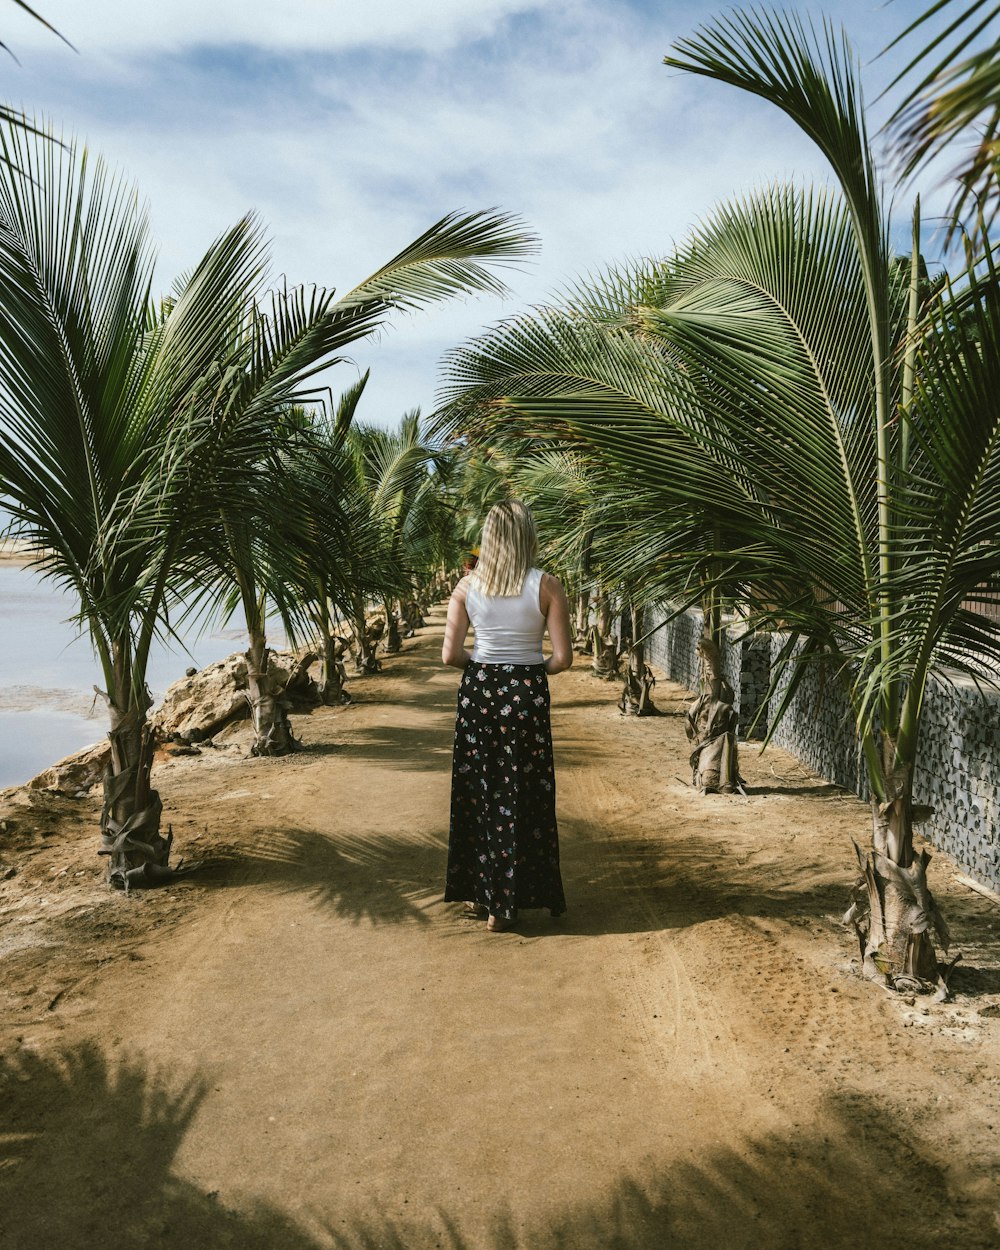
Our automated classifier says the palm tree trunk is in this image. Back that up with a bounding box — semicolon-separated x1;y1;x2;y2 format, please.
684;631;741;793
97;642;172;889
847;724;950;992
319;632;350;704
222;519;297;755
245;628;298;756
619;602;660;715
591;592;618;678
402;596;424;635
350;594;380;674
382;596;402;654
575;586;592;653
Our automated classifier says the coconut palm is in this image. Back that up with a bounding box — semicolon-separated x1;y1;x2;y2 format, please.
266;383;377;707
277;394;448;694
885;0;1000;246
507;446;654;703
438;11;1000;991
331;414;442;668
359;412;451;654
0;116;535;882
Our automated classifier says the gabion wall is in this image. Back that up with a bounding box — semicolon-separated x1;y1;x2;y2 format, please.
914;677;1000;890
645;606;1000;893
645;606;701;695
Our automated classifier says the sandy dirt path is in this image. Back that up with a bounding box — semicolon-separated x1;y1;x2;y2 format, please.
2;606;1000;1249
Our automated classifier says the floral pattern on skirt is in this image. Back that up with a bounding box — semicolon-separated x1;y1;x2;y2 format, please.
445;662;566;921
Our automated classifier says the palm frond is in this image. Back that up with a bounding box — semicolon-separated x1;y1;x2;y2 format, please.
883;0;1000;243
339;209;538;317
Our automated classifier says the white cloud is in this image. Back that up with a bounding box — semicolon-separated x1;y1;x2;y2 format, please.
6;0;556;55
1;0;953;423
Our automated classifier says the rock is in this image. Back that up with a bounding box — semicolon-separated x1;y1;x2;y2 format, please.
185;666;198;677
152;652;250;741
365;613;386;643
28;740;109;795
152;648;317;740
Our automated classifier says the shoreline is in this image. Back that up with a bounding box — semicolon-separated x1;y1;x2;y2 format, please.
0;539;36;566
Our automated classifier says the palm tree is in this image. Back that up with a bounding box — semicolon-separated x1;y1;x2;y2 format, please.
353;412;451;655
269;383;375;707
0;117;536;883
662;8;1000;984
280;399;446;693
884;0;1000;246
439;11;1000;992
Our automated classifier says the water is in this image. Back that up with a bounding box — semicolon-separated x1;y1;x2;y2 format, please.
0;564;260;788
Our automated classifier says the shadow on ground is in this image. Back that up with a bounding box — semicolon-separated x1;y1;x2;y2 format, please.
198;827;443;927
188;817;846;939
337;722;594;774
334;724;454;771
2;1042;996;1250
548;822;851;938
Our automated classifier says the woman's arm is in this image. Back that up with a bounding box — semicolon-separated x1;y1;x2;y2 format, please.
442;579;473;669
541;574;573;675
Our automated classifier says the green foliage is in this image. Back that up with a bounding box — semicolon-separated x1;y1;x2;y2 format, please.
439;9;1000;820
885;0;1000;246
0;116;535;721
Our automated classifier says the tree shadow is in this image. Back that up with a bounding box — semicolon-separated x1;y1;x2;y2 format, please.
950;962;1000;995
197;827;443;927
337;723;593;774
334;724;454;771
189;813;849;940
1;1048;992;1249
741;782;847;798
546;824;851;939
0;1043;322;1250
513;1088;997;1249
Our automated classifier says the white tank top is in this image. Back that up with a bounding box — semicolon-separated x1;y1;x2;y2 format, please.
467;567;545;664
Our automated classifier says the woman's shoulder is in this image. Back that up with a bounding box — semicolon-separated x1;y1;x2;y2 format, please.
453;574;473;602
537;569;566;611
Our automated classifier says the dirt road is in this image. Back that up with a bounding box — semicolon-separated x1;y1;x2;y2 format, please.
2;607;999;1248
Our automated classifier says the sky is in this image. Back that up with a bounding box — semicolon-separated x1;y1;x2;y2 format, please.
2;0;948;425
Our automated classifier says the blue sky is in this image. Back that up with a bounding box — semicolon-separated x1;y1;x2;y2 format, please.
3;0;943;424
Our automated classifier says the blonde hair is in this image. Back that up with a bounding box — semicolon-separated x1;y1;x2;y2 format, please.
469;500;539;597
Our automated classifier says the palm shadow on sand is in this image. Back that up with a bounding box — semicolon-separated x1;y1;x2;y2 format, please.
198;826;444;927
1;1043;995;1250
191;816;846;940
331;723;455;772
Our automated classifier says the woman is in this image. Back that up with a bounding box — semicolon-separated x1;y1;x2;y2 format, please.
442;500;573;932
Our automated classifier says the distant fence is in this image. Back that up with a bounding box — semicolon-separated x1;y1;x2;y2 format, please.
638;605;1000;894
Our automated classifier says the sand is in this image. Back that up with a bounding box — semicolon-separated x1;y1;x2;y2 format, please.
1;605;999;1249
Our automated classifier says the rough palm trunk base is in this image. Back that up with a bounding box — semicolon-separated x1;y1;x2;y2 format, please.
246;643;298;756
319;634;351;704
619;651;662;716
590;630;619;678
351;608;384;675
98;708;177;890
574;589;592;654
685;636;742;793
402;599;424;636
383;612;402;654
845;801;953;996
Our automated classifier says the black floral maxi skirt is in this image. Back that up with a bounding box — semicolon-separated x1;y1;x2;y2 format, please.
445;662;566;921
